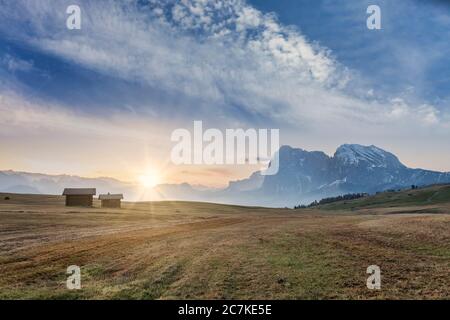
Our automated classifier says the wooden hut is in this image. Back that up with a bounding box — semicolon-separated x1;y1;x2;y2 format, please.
63;188;96;207
98;193;123;208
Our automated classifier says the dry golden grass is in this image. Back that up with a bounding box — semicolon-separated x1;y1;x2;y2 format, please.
0;191;449;299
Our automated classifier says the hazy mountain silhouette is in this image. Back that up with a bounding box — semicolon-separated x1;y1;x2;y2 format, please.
217;144;450;207
2;144;450;207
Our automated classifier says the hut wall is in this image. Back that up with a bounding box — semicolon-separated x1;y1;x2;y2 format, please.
101;199;121;208
65;195;93;207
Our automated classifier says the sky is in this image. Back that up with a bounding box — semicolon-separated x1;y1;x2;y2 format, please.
0;0;449;187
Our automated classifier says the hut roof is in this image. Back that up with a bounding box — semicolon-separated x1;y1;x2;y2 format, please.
98;194;124;200
63;188;96;196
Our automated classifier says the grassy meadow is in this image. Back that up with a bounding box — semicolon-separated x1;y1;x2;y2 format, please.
0;186;449;299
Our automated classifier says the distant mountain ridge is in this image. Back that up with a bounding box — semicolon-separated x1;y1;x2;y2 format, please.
0;170;211;202
0;170;136;198
222;144;450;207
2;144;450;207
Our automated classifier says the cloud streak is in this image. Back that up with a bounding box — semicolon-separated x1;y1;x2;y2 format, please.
0;0;348;122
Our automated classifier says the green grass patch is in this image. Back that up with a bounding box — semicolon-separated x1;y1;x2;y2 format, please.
317;185;450;211
109;262;184;299
252;232;350;299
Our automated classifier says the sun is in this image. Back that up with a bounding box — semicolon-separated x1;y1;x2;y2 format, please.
138;171;160;188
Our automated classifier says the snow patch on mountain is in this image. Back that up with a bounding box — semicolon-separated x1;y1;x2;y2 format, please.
334;144;402;168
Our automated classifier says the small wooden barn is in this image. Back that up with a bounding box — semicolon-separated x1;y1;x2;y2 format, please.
63;188;96;207
98;193;123;208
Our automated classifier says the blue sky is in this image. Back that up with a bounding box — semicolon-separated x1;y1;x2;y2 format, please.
1;0;450;184
2;0;449;119
250;0;450;104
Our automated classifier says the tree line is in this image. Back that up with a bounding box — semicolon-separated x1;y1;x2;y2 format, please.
294;193;368;209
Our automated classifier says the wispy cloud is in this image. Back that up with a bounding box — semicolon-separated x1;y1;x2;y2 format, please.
0;0;348;123
1;54;34;73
